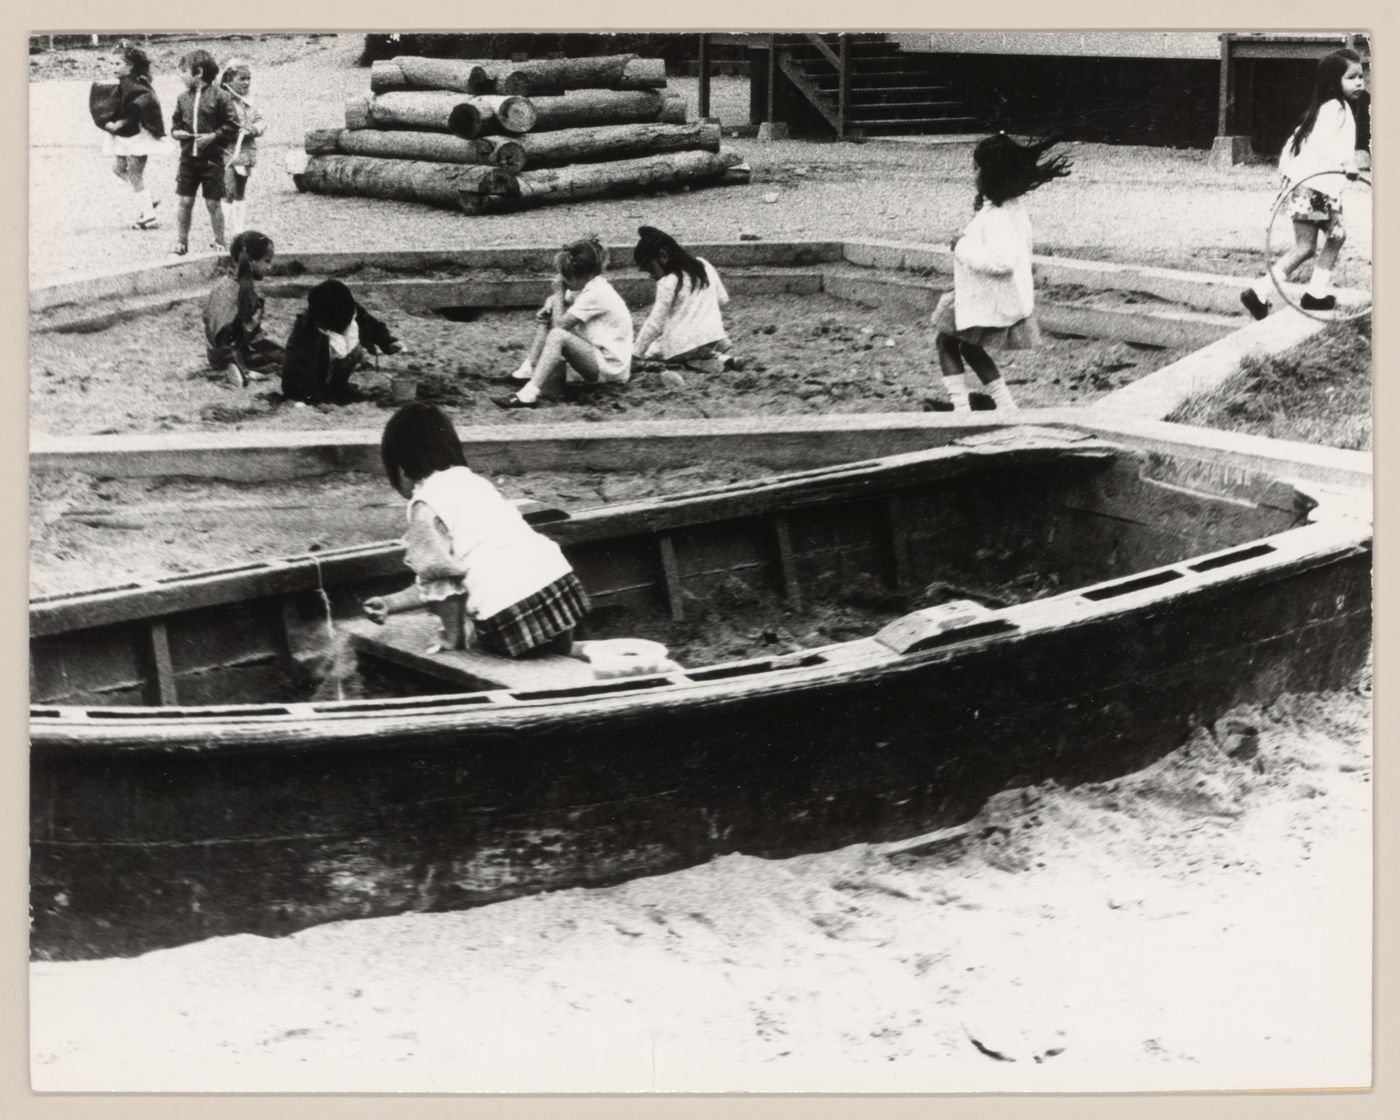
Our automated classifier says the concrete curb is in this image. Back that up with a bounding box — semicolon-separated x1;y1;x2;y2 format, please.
1089;307;1329;421
31;413;1010;482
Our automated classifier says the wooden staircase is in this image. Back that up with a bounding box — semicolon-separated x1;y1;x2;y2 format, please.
776;33;981;139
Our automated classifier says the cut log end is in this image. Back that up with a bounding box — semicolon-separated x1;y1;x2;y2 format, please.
447;103;484;140
495;96;539;135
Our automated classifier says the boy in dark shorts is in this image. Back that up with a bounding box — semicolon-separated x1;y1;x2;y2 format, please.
168;50;238;256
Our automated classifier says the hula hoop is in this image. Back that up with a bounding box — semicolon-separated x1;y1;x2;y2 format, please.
1265;170;1372;322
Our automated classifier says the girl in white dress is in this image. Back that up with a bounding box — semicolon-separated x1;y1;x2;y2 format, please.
930;132;1071;411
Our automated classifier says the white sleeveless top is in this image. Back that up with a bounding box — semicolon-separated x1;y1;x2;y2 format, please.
410;466;571;620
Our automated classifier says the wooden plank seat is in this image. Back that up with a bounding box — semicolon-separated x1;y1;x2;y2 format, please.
343;611;597;693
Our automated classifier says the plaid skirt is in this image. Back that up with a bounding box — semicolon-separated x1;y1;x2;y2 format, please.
930;292;1041;351
475;572;590;659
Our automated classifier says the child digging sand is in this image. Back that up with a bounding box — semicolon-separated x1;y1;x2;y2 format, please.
362;403;590;657
495;237;633;409
168;49;239;256
930;132;1071;412
281;280;405;406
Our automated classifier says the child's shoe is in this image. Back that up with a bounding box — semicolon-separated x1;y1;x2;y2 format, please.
498;361;534;385
169;241;189;256
1239;289;1270;320
1300;292;1337;312
968;392;997;411
494;394;538;410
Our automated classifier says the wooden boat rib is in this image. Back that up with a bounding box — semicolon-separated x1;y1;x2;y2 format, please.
29;427;1372;961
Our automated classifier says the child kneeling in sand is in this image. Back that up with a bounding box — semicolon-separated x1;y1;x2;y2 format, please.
362;403;590;658
203;231;284;388
495;236;633;409
631;225;736;382
281;279;405;405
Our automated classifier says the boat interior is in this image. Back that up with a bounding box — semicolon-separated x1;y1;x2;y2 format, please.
29;432;1319;713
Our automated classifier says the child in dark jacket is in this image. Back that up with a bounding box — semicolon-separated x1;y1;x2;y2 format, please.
203;231;285;388
281;280;406;405
169;49;239;256
92;40;166;230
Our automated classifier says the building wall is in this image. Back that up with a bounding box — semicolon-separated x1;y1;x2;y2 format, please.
893;32;1223;59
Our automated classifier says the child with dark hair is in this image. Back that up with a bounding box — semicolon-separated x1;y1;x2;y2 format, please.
91;40;165;230
1240;49;1366;318
929;132;1071;412
203;231;284;388
169;49;240;256
495;236;633;409
281;280;406;405
631;225;735;380
362;403;590;657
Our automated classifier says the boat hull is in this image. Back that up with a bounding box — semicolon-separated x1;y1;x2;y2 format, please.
31;544;1370;960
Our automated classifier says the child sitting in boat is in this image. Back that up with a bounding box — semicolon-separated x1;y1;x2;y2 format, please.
631;225;735;382
495;236;633;409
202;230;284;388
281;279;405;405
362;403;590;658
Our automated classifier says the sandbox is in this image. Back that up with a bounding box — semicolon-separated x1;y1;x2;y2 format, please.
30;237;1365;600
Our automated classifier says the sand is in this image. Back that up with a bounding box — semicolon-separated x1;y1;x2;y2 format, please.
28;683;1372;1093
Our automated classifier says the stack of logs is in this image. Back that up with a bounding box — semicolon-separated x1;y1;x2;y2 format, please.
291;54;751;215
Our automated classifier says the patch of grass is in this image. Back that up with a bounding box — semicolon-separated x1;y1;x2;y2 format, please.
1166;315;1371;450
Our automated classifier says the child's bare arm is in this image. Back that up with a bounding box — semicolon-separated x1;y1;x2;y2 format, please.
362;585;424;624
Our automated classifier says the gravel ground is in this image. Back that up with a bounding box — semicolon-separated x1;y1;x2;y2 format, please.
30;34;1288;289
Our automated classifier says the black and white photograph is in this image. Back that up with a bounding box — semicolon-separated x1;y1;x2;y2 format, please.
26;24;1375;1095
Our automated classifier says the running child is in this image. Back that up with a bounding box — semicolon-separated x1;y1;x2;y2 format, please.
495;236;633;409
281;279;406;405
1240;49;1366;318
203;230;285;388
218;58;266;239
631;225;735;381
930;132;1071;412
92;40;165;230
362;403;590;658
168;49;239;256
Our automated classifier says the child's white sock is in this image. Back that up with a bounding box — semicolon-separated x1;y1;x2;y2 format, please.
1306;267;1333;298
1249;276;1273;301
509;360;534;382
985;378;1018;411
514;381;541;404
943;373;971;409
221;200;238;237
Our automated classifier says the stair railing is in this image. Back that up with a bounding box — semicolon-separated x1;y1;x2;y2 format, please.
796;33;852;138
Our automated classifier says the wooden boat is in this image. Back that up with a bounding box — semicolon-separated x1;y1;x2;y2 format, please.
29;426;1372;961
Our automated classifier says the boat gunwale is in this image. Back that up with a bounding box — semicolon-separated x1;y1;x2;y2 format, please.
29;515;1370;746
27;437;1124;640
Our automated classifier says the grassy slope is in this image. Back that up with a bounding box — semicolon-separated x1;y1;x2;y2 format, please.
1166;315;1372;451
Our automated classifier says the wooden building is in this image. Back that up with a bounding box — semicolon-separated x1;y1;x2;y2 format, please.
698;32;1369;161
